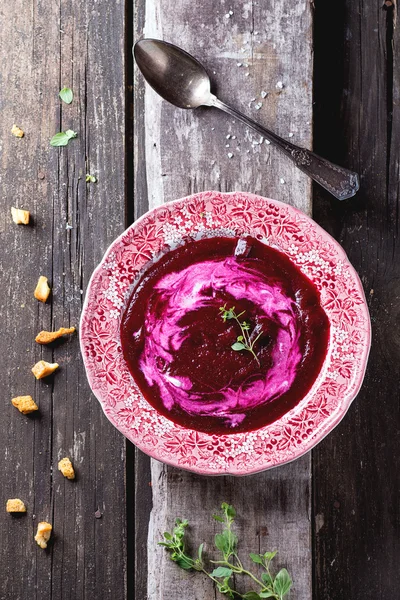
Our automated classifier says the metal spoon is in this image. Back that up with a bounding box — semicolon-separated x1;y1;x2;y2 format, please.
134;39;359;201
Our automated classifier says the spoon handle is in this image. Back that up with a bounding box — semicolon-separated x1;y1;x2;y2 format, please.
211;97;359;201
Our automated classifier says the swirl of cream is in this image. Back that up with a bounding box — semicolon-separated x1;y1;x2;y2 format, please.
139;256;302;428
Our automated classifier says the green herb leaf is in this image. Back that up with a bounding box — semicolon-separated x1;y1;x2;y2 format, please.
59;87;74;104
220;528;236;551
261;572;274;587
243;592;262;600
211;567;233;578
273;568;292;598
220;306;261;365
264;551;278;562
50;130;77;147
193;560;203;572
259;592;277;598
229;530;238;549
163;532;172;540
221;503;236;519
214;533;228;553
198;543;204;561
86;174;97;183
232;342;246;351
249;552;264;565
175;555;194;570
212;514;225;523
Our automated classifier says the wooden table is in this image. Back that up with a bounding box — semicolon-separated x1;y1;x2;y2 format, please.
0;1;398;599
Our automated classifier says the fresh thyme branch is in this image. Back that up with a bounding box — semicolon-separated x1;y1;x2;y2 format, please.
159;502;292;599
219;305;262;366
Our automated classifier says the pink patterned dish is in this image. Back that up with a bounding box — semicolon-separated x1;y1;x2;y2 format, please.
80;191;371;475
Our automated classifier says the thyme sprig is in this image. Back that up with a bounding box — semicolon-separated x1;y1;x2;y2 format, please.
159;503;292;599
219;305;262;366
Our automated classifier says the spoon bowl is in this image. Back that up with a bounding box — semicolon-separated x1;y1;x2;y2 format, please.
134;39;212;109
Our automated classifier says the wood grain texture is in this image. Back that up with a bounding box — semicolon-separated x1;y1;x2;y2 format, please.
0;1;127;599
133;1;314;598
313;0;400;598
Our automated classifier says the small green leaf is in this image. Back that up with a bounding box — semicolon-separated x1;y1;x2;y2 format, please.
198;543;204;561
50;130;77;147
65;129;77;139
59;87;74;104
175;555;194;570
264;551;278;562
212;514;225;523
273;568;292;598
243;592;261;600
193;560;203;571
223;504;236;519
259;592;277;598
59;87;73;104
262;572;274;587
232;342;246;351
211;567;232;578
237;335;244;342
50;132;69;147
86;174;97;183
215;533;228;553
249;552;264;565
227;530;238;552
163;532;172;540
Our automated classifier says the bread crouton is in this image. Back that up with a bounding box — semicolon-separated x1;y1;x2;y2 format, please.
34;522;52;549
6;499;27;513
35;327;75;345
58;457;75;480
11;207;30;225
11;395;38;414
34;276;51;303
11;124;24;138
32;360;59;379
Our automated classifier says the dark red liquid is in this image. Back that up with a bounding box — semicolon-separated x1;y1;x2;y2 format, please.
120;236;330;434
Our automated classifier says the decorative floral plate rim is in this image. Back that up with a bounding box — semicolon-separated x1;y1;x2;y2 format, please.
80;191;371;476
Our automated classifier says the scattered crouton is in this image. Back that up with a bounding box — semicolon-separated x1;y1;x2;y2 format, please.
32;360;59;379
11;124;24;138
35;327;76;345
58;457;75;480
11;395;38;414
34;276;51;302
11;207;30;225
34;522;52;549
6;499;27;513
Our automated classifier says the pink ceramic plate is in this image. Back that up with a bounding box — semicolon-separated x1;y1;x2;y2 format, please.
80;191;371;475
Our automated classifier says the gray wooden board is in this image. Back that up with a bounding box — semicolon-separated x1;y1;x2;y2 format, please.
133;1;314;598
0;0;127;598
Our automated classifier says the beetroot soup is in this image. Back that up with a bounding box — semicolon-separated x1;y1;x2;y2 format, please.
120;236;330;434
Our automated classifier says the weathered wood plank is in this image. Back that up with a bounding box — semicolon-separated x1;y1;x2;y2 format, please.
313;0;400;598
0;1;127;598
134;1;314;598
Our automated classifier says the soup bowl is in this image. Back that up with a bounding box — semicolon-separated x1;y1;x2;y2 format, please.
80;191;371;475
